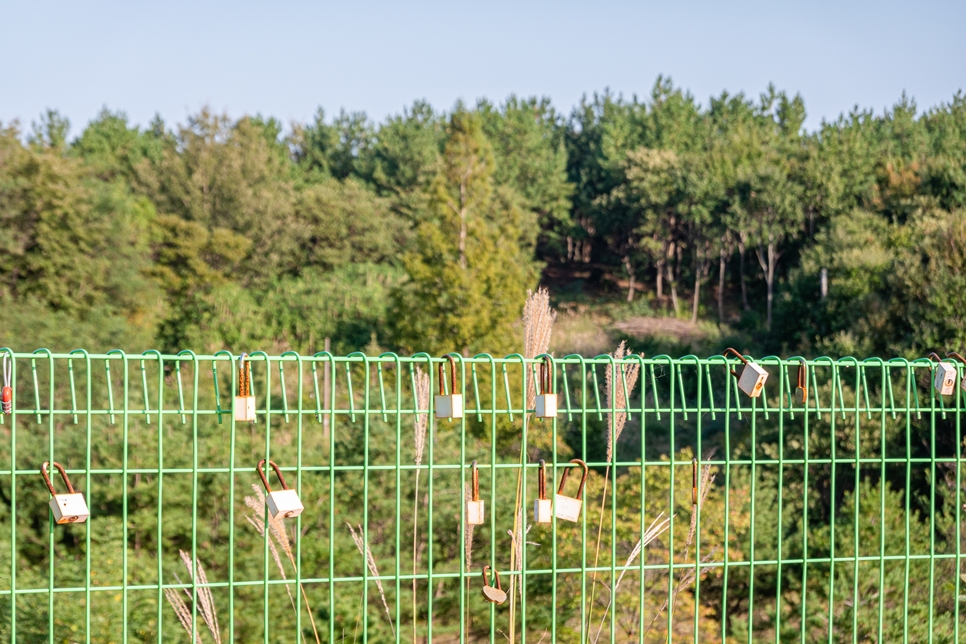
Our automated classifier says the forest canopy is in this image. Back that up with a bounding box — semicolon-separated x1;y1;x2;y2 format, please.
2;79;965;358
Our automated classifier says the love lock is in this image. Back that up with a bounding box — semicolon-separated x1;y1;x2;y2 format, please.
533;459;552;523
466;460;484;526
724;348;767;398
435;355;463;419
535;356;557;418
928;352;956;396
1;353;11;414
794;358;808;405
480;565;507;604
947;352;966;392
555;458;588;522
256;459;304;519
234;353;256;422
41;461;89;524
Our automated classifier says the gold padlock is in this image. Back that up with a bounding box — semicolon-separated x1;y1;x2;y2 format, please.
724;348;767;398
41;461;89;525
535;356;557;418
480;565;507;604
257;459;304;519
947;352;966;392
466;460;484;526
928;352;956;396
234;353;256;422
554;458;588;522
533;459;552;523
435;355;463;419
794;358;808;405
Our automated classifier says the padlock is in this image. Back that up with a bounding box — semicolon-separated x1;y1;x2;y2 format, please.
434;355;463;419
533;459;552;523
480;565;507;604
724;348;767;398
41;461;89;524
928;352;956;396
535;356;557;418
234;353;256;422
947;352;966;391
1;353;11;414
256;459;304;519
554;458;588;522
794;358;808;405
466;460;484;525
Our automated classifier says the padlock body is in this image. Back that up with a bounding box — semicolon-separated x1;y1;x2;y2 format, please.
794;386;806;405
267;489;304;519
435;394;463;419
737;363;768;398
481;586;507;604
935;363;956;396
535;394;557;418
554;494;583;522
234;395;256;422
466;500;484;525
534;498;553;523
49;493;89;524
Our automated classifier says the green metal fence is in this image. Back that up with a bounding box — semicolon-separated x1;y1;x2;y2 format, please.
0;349;963;642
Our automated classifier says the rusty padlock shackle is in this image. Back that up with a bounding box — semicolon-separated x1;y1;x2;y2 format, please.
722;348;749;379
927;352;953;366
537;459;547;501
481;565;502;591
256;459;291;493
946;351;966;365
470;460;480;502
539;356;555;395
691;457;698;506
238;353;252;397
437;355;458;397
557;458;589;500
41;461;76;497
794;357;808;403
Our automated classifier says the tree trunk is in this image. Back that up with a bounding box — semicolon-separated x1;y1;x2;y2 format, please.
691;267;701;323
718;246;726;326
656;260;664;300
623;256;635;302
755;236;779;330
458;180;467;269
737;235;749;311
667;262;679;315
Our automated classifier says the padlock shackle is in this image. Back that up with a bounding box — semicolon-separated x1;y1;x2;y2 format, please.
539;355;554;395
437;355;457;396
793;357;808;404
2;352;10;388
537;459;547;500
256;459;291;493
946;351;966;365
556;458;588;500
481;565;501;591
723;348;749;379
691;457;698;506
928;352;952;367
41;461;75;496
470;460;480;502
238;353;252;397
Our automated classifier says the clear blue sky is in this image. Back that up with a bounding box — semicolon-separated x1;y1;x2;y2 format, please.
2;0;964;134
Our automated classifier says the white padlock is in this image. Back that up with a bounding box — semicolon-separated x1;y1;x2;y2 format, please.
480;566;507;604
533;459;552;523
929;352;957;396
725;348;768;398
554;458;588;523
41;461;89;525
435;355;463;419
535;356;557;418
257;459;304;519
466;461;484;525
234;353;256;422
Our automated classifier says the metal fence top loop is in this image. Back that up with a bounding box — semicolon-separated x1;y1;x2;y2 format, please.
438;355;457;395
557;458;588;500
256;459;289;493
41;461;75;496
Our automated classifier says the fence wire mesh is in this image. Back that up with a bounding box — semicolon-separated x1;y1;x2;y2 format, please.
0;349;963;643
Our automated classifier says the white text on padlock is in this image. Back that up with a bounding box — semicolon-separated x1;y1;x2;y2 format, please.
435;394;463;419
466;500;484;525
49;493;89;524
234;395;256;422
534;498;552;523
535;393;557;418
554;494;583;522
267;489;304;519
737;362;768;398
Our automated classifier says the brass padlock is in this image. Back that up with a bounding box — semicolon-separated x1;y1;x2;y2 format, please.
929;352;956;396
480;565;507;604
41;461;89;524
724;348;767;398
1;353;11;414
533;459;552;523
794;358;808;405
435;355;463;419
947;352;966;391
535;356;557;418
256;459;304;519
234;353;256;422
466;460;484;525
554;458;588;522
